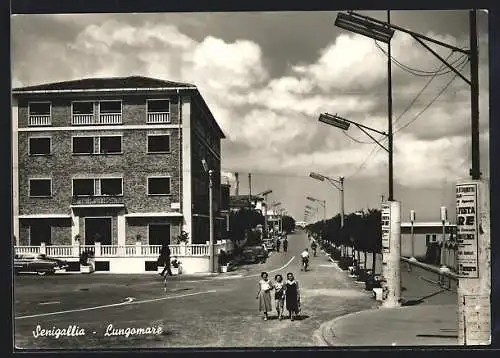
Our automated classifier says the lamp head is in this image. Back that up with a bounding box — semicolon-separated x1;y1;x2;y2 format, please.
309;172;325;182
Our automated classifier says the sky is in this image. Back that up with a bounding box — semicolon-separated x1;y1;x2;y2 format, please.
11;10;490;223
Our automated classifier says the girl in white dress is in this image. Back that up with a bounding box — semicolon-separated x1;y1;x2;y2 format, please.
256;271;273;320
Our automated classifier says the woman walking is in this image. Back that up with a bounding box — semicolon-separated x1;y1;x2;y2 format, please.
273;274;286;320
285;272;300;321
256;272;273;320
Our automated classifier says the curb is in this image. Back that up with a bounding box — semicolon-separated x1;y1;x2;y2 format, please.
314;305;381;346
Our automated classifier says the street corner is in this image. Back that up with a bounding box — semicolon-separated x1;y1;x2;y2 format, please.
315;304;459;346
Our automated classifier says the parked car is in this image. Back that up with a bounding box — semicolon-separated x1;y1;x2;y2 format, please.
241;245;268;263
14;253;69;275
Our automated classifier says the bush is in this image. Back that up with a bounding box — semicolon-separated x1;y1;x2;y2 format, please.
79;250;95;265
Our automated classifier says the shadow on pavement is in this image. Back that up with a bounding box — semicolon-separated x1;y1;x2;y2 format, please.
402;288;449;307
294;315;310;321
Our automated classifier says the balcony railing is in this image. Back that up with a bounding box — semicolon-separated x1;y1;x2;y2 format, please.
29;115;51;126
147;112;170;124
71;196;125;206
72;113;122;125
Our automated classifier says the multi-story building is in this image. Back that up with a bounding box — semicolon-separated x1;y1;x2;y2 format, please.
12;76;226;251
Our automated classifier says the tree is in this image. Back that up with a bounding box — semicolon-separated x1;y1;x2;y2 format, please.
229;207;265;242
282;215;296;233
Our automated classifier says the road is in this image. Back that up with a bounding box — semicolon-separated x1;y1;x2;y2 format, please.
14;231;375;349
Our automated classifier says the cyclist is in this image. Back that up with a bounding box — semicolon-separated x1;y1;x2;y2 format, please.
300;248;310;271
311;240;317;257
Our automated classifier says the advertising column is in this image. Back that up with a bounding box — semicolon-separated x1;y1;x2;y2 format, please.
456;180;490;345
381;201;401;308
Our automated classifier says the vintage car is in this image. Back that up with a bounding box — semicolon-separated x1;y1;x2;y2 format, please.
14;253;69;275
241;245;268;263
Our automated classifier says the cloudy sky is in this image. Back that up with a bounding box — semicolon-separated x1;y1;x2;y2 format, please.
11;10;490;223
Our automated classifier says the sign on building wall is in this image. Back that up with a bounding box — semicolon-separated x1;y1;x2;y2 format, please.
381;203;391;253
456;183;479;278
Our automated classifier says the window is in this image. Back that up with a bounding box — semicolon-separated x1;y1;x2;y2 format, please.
99;136;122;154
147;99;170;113
29;179;52;197
73;137;94;154
72;101;94;115
28;103;51;126
29;137;51;155
148;177;171;195
147;134;170;153
29;103;51;116
73;178;123;196
73;179;94;196
99;101;121;114
100;178;123;196
73;136;122;154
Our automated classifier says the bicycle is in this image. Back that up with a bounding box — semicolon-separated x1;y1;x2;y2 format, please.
301;258;309;272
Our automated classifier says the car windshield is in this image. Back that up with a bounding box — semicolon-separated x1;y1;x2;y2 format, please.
37;254;47;259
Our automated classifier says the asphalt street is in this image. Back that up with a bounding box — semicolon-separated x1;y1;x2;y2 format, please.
14;231;376;349
14;231;457;349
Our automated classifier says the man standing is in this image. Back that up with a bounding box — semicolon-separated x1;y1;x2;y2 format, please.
276;237;281;252
283;237;288;253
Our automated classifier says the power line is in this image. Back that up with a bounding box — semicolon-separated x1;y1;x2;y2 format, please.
394;59;469;133
374;40;468;77
347;59;468;179
342;46;462;147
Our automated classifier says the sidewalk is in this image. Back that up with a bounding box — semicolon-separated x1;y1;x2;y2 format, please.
310;237;459;346
316;304;458;346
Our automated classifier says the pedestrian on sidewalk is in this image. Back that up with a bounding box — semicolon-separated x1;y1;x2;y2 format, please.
285;272;300;321
256;271;273;321
276;238;281;252
158;243;172;277
311;240;317;257
283;237;288;253
273;274;286;320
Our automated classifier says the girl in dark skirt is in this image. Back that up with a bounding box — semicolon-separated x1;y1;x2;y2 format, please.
285;272;300;321
273;274;286;320
256;271;273;320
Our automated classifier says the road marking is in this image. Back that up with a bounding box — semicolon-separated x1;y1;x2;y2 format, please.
182;256;297;283
38;301;60;305
243;256;296;278
15;290;217;320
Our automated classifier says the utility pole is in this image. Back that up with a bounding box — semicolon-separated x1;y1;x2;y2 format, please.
340;176;345;228
248;173;252;204
208;170;215;273
235;172;239;196
387;10;394;202
457;10;490;346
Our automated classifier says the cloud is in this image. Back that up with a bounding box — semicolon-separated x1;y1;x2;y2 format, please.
11;12;489;206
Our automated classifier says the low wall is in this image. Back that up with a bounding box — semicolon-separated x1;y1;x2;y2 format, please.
107;256;210;274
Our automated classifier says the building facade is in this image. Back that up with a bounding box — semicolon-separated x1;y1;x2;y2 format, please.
12;76;226;248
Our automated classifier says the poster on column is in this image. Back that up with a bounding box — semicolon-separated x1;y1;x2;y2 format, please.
456;183;479;278
381;203;390;253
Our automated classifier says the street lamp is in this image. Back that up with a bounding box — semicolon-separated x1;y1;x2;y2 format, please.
309;171;345;228
257;190;272;238
201;159;215;273
333;11;486;332
335;10;395;201
318;113;391;198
